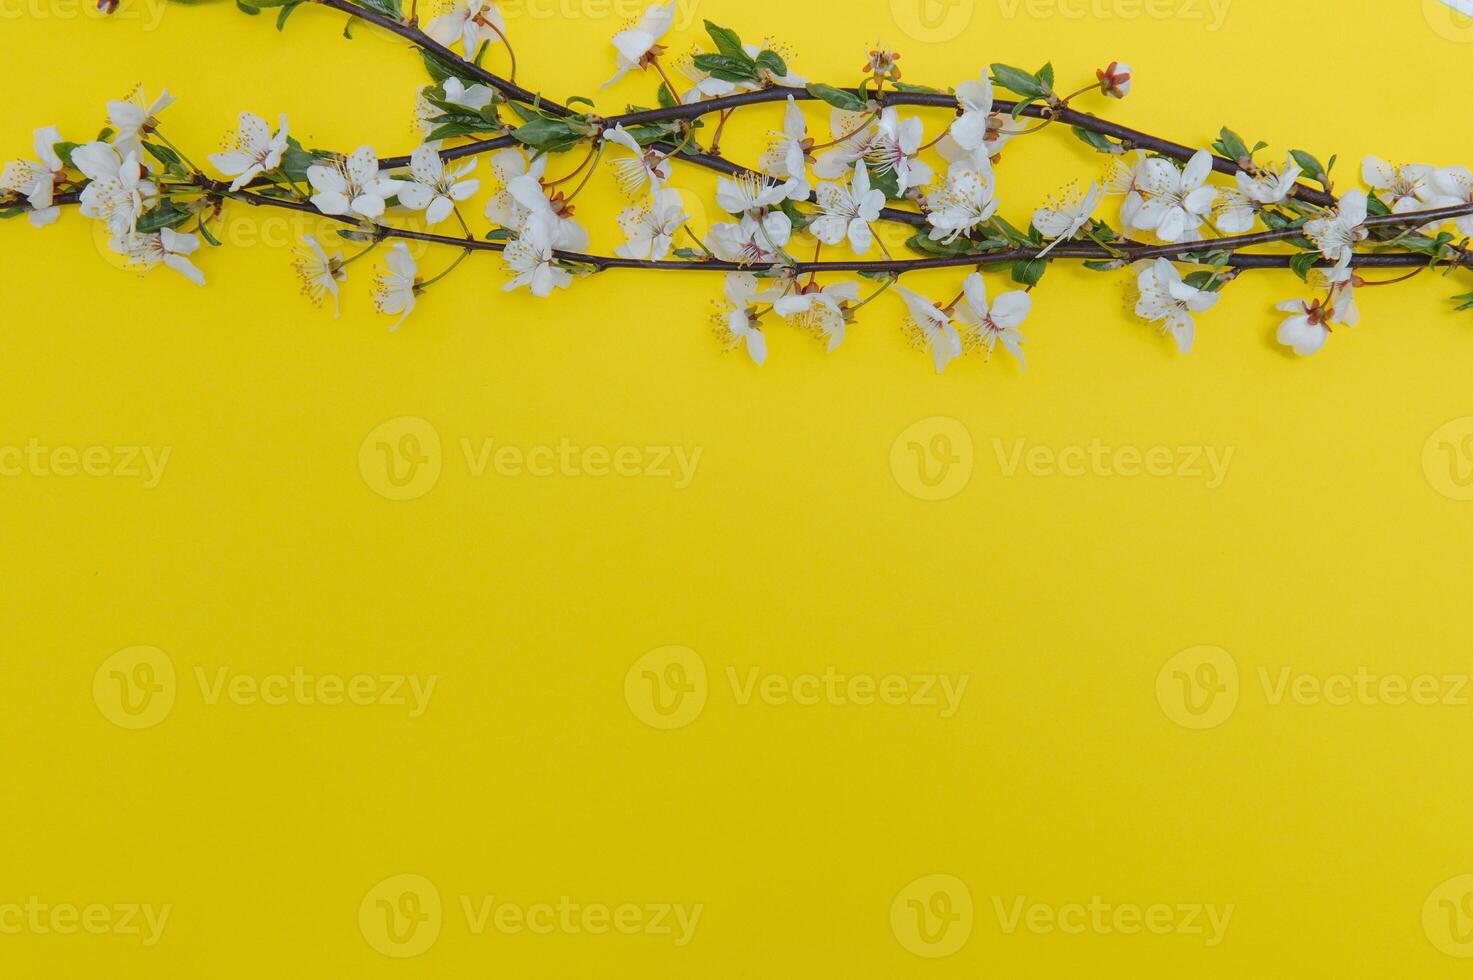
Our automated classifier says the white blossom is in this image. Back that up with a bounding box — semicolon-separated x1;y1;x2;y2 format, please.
108;87;173;161
1032;182;1102;255
1362;157;1436;214
813;108;878;179
1304;189;1369;261
73;142;156;235
811;161;886;255
1;125;65;227
707;213;791;265
866;106;931;196
895;286;962;373
759;96;812;201
1214;155;1303;234
308;147;403;221
954;273;1029;367
770;280;858;352
1429;166;1473;236
926;160;999;244
374;242;420;330
425;0;507;57
616;187;687;260
293;234;346;316
602;2;676;88
110;227;205;286
1133;149;1217;243
503;213;573;296
398;145;479;226
208;112;289;193
602;124;672;197
1133;258;1218;354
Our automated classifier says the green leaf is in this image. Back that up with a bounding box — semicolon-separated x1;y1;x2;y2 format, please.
868;165;901;201
755;50;787;78
1212;127;1250;163
1072;127;1116;153
1289;251;1320;282
280;138;317;182
275;1;300;27
355;0;401;16
691;53;758;83
511;117;584;153
703;20;745;58
1011;257;1048;287
236;1;260;13
657;83;677;108
0;206;25;220
53;141;80;168
136;200;194;233
672;247;703;260
1452;291;1473;312
197;219;223;247
421;49;476;86
905;233;983;258
806;83;866;112
990;63;1045;98
892;81;941;94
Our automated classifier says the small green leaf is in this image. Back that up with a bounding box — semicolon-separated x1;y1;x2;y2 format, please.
1011;257;1048;287
136;200;194;233
691;53;758;83
1072;127;1116;153
755;50;787;78
990;63;1045;98
805;83;866;112
1289;251;1320;282
511;117;583;153
703;20;745;59
275;1;300;28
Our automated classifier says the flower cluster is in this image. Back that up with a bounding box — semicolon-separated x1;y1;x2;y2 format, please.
4;0;1471;371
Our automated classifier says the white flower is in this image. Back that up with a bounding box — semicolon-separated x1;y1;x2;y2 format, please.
811;161;886;254
603;1;676;88
770;280;859;352
73;142;156;235
935;76;1004;169
108;87;174;161
1133;149;1217;243
715;272;769;365
398;145;479;226
1304;189;1369;261
602;124;672;197
208;112;289;193
1103;150;1155;236
953;273;1029;367
1276;255;1357;357
673;46;758;103
110;226;205;286
503;157;589;251
1362;157;1436;214
895;286;962;373
308;148;403;221
1429;166;1473;236
503;213;573;297
926;160;1000;244
1032;182;1101;255
759;96;812;201
293;234;346;317
813;109;881;180
866;107;931;196
716;171;795;218
1213;155;1303;234
1;125;65;227
425;0;506;56
707;213;791;265
374;242;420;331
1133;258;1219;354
616;187;687;260
485;148;537;229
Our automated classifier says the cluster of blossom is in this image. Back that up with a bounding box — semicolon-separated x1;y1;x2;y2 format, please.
3;0;1471;370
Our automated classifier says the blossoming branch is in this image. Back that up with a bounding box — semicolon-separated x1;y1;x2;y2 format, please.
4;0;1472;369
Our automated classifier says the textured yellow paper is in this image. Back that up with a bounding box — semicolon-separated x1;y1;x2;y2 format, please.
4;0;1473;975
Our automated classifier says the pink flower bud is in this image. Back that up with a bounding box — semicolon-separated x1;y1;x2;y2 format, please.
1097;62;1132;99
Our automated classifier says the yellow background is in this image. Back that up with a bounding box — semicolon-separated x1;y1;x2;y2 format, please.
5;0;1473;974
